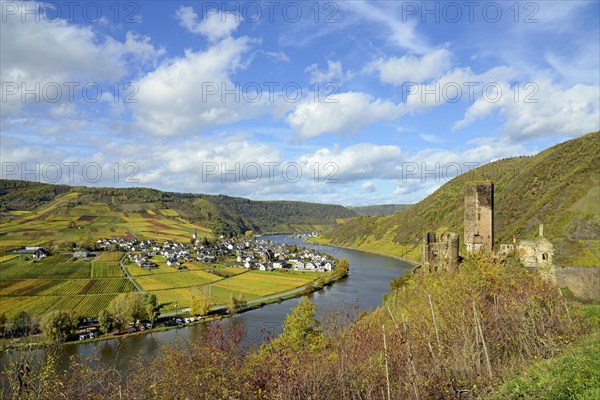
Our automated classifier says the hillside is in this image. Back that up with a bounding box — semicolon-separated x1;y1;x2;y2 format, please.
350;204;412;216
0;181;357;248
321;132;600;266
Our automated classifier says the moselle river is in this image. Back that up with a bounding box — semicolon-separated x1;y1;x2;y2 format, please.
3;235;412;373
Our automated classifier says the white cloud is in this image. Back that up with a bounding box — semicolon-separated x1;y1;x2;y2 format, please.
362;181;376;192
454;79;600;140
297;143;404;182
344;0;429;53
176;6;241;41
133;37;269;136
365;48;453;85
419;134;443;143
0;2;163;117
286;92;404;139
305;60;349;83
263;51;290;63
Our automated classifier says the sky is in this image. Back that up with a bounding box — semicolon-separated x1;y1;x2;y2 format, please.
1;0;599;206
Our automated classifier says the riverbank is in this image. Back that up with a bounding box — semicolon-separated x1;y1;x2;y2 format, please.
1;266;347;352
306;236;420;266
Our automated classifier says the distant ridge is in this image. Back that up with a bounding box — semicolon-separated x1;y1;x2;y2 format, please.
321;132;600;266
0;180;358;244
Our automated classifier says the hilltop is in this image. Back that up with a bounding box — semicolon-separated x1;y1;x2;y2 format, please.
321;132;600;266
0;181;357;248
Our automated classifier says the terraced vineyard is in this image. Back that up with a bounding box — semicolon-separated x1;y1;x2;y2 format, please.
0;253;138;317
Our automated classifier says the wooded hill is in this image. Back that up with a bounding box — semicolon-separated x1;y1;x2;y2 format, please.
321;132;600;266
350;204;412;216
0;180;357;241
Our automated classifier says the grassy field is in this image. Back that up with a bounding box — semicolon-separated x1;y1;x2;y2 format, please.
492;305;600;399
212;270;315;297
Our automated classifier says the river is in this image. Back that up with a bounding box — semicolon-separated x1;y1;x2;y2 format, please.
6;235;412;372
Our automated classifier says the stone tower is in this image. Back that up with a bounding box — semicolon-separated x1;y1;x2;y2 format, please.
422;232;460;272
464;182;494;253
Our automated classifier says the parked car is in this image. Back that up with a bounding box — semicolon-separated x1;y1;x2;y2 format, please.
146;323;153;329
127;327;137;333
184;317;191;323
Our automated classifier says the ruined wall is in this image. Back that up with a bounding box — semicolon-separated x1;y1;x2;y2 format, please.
464;182;494;253
422;232;460;272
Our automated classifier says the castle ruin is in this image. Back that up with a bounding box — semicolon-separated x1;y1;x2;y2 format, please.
420;181;555;282
464;182;494;253
422;232;460;273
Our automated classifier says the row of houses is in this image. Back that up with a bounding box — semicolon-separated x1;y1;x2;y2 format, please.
102;233;337;274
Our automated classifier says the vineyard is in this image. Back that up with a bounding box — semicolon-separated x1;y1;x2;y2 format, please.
212;271;315;297
0;253;138;317
0;294;118;317
91;262;124;278
134;270;221;291
94;252;124;262
0;254;91;279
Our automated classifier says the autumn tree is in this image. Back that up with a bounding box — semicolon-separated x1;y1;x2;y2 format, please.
270;296;326;352
98;309;113;334
40;310;78;342
10;311;33;336
145;293;160;323
227;294;247;315
107;292;147;331
191;288;212;317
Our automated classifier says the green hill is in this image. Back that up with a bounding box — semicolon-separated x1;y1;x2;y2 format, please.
350;204;412;216
321;132;600;266
0;181;357;249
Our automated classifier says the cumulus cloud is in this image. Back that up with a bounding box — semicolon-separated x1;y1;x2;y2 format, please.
362;181;376;192
176;6;241;41
133;37;269;136
0;2;163;117
365;48;453;85
306;60;350;83
297;143;404;182
454;79;600;140
286;92;404;139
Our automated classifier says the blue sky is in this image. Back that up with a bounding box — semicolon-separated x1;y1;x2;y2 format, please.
1;0;598;206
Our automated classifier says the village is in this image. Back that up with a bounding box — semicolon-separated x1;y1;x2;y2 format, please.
95;230;337;273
